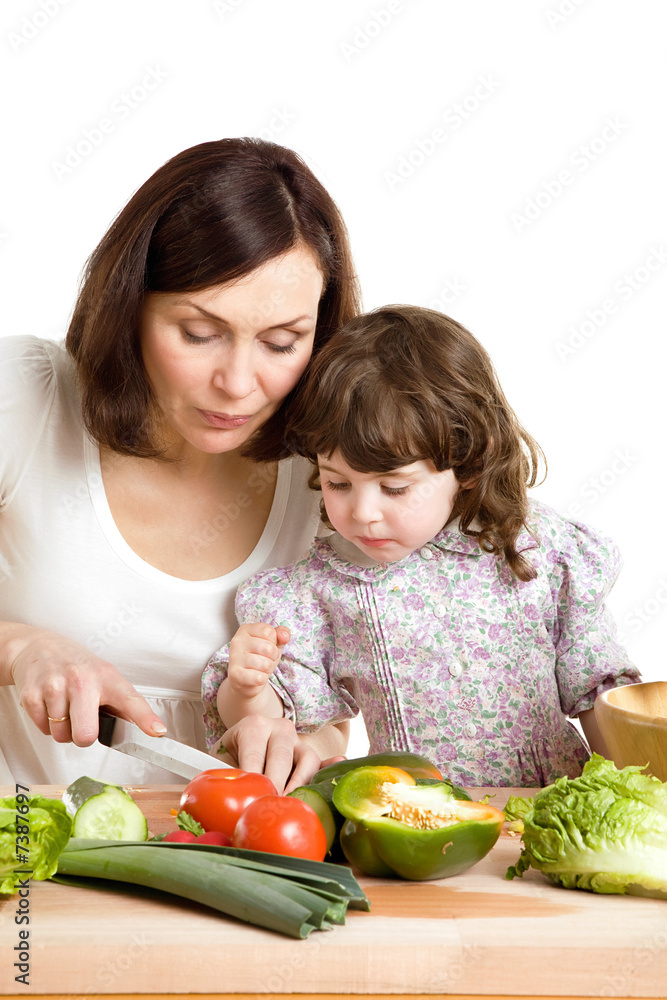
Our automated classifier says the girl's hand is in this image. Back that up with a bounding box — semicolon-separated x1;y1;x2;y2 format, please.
7;626;167;746
227;623;290;698
220;714;321;794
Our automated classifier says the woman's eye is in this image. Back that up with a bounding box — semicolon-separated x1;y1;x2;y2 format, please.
266;342;297;355
382;486;409;496
325;481;349;491
181;329;214;344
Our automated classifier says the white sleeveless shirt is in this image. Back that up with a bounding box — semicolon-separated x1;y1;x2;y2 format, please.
0;336;322;785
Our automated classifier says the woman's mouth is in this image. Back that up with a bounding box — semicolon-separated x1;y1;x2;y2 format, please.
198;410;253;429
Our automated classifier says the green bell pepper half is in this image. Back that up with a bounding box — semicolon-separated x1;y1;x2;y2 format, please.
332;765;504;881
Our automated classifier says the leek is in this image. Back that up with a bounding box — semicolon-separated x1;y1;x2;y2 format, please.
53;838;369;938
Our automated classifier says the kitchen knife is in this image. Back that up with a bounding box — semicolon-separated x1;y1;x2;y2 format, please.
98;711;233;779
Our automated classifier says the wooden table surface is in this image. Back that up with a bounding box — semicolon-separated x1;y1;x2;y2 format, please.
1;784;665;999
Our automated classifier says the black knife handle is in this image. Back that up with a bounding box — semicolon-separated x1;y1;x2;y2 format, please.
97;710;117;747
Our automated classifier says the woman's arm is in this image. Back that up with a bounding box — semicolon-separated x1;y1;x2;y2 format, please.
578;707;610;757
0;621;167;743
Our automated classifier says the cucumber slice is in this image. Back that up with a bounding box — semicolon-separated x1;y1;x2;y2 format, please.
287;786;336;853
63;776;148;841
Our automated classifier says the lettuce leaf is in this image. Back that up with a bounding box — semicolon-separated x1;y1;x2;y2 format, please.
505;754;667;897
0;795;72;894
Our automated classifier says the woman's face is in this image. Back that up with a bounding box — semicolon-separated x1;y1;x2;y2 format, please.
140;245;324;457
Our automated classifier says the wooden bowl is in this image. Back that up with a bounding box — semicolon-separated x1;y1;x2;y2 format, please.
594;682;667;781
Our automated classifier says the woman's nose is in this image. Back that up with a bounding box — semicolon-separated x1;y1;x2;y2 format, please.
212;345;256;399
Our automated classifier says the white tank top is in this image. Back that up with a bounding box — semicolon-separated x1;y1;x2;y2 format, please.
0;335;322;785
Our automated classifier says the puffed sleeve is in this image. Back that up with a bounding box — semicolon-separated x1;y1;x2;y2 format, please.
201;563;358;749
0;336;57;512
547;514;641;717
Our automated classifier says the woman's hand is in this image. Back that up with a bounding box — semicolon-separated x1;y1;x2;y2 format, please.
5;625;167;746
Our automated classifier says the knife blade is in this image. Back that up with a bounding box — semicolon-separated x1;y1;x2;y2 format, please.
97;711;233;779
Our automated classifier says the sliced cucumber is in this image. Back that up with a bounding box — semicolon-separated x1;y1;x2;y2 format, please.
287;785;337;854
63;776;148;841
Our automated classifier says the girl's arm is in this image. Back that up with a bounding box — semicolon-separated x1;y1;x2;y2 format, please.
216;622;290;729
578;706;610;757
217;674;284;728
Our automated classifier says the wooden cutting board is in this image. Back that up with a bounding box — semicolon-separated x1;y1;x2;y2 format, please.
0;785;665;997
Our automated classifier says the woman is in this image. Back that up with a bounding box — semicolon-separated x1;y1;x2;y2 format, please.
0;138;359;790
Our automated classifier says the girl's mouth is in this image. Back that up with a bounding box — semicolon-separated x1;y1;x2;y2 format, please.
358;537;394;547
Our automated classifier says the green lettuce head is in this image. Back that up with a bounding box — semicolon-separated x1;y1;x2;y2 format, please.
505;754;667;898
0;795;72;894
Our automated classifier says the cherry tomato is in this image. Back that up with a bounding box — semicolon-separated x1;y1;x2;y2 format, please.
179;768;276;837
232;795;328;861
163;830;197;843
196;830;232;846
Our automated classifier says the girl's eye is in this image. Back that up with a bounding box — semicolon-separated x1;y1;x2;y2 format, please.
266;342;297;355
382;486;409;496
325;481;349;491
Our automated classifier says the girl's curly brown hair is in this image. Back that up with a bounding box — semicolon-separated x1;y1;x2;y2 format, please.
284;305;546;581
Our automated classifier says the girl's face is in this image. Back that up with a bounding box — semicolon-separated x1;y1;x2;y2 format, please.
140;245;324;458
318;450;460;563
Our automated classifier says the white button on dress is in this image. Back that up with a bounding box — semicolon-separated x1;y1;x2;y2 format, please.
464;722;477;738
449;661;463;677
433;603;446;618
419;547;433;560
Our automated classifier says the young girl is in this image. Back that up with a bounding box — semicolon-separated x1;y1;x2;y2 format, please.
201;305;640;786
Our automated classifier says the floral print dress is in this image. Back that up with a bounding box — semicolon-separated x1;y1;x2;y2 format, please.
202;499;640;786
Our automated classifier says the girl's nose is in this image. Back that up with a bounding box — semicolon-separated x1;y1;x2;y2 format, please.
351;490;382;524
212;344;256;399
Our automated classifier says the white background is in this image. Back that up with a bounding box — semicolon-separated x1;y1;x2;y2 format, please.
1;0;664;756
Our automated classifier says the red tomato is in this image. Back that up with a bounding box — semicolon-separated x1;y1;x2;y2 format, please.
163;830;197;843
196;831;232;846
179;769;276;837
232;795;328;862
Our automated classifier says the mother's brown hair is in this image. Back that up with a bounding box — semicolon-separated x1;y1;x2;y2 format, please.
285;305;546;581
65;138;361;459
